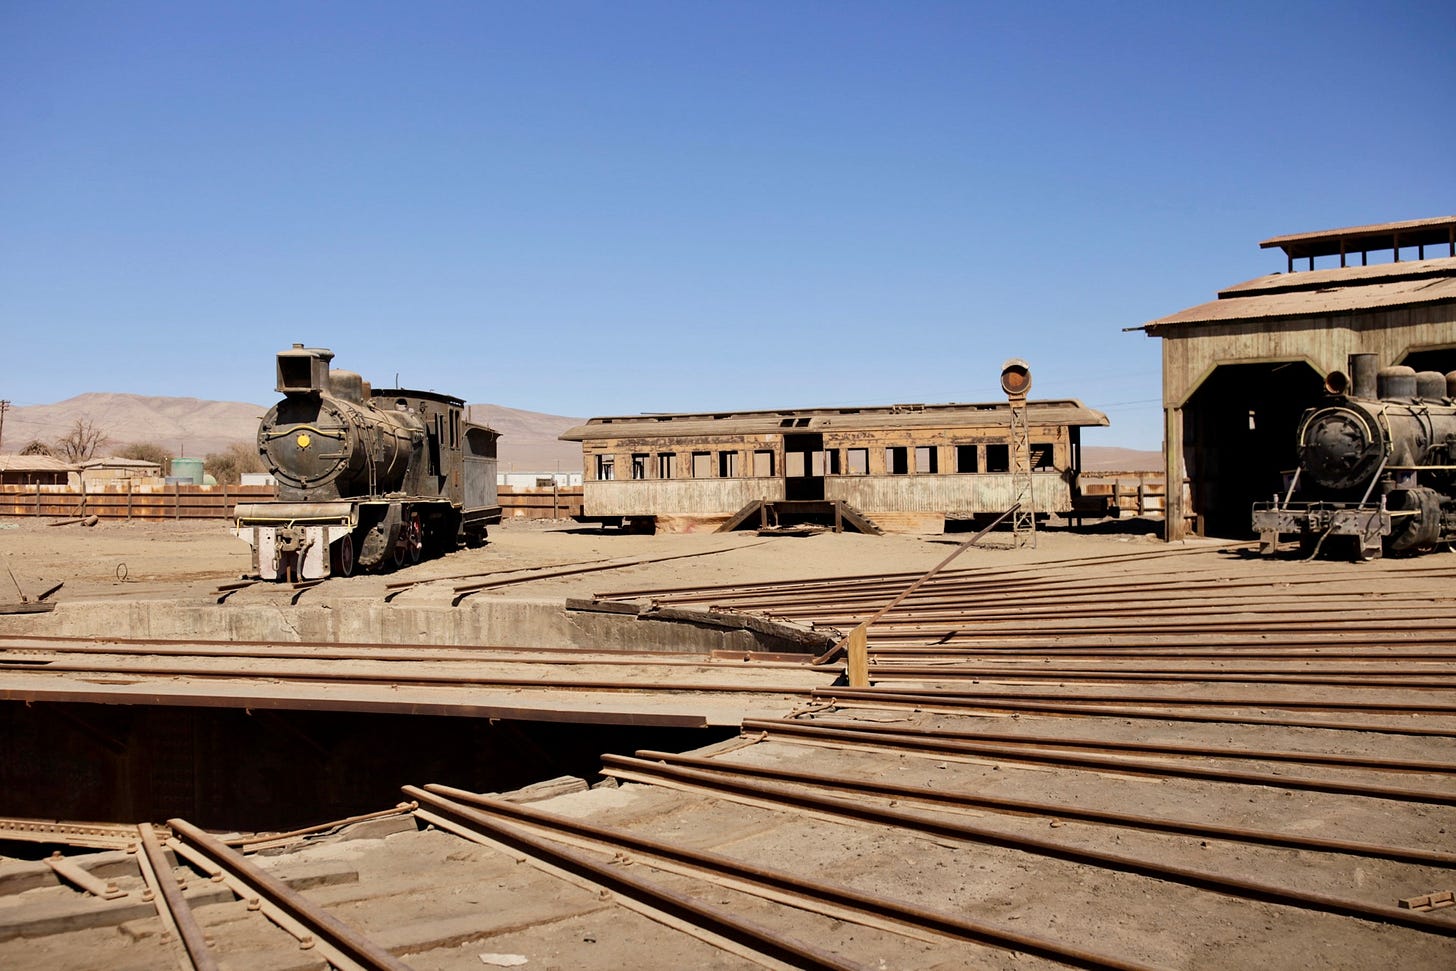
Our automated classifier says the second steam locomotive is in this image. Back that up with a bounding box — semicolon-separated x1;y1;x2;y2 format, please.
1254;353;1456;559
234;345;501;580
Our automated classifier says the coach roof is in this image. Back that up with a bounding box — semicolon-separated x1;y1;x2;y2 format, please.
561;399;1108;442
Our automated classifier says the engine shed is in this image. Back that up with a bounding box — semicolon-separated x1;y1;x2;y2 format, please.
1135;215;1456;541
560;398;1109;534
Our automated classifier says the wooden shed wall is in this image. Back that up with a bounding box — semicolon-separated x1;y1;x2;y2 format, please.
1158;305;1456;408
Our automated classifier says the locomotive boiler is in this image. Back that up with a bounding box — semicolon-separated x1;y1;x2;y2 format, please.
234;345;501;580
1253;353;1456;559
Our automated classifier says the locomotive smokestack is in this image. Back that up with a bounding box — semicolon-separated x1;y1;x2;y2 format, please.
275;346;336;396
1348;353;1377;400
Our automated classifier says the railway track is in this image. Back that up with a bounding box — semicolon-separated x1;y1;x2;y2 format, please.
3;541;1454;967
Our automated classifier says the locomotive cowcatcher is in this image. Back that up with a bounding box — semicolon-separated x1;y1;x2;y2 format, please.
234;345;501;580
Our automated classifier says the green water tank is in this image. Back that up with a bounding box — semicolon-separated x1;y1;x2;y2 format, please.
170;457;204;484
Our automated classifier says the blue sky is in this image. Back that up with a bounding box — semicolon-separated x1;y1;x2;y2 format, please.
2;2;1451;448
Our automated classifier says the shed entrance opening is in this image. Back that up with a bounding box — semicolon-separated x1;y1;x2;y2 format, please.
1398;347;1456;374
1182;361;1324;538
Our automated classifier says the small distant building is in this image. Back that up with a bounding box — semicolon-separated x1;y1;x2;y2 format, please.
498;471;582;489
240;472;278;488
78;457;165;488
0;455;77;487
1136;216;1456;540
561;398;1109;533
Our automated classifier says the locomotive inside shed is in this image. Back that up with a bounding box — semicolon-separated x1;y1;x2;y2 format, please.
1138;215;1456;542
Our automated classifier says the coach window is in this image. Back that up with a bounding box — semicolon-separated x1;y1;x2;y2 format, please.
915;446;938;474
955;445;979;473
718;450;739;477
692;451;713;478
657;452;677;479
595;455;615;480
1032;443;1056;469
846;448;868;475
753;450;774;477
631;454;649;479
885;446;909;475
986;444;1009;473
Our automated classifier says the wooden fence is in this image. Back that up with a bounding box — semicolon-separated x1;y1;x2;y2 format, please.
0;483;277;520
498;485;584;520
1078;471;1166;517
3;479;1143;522
0;483;585;522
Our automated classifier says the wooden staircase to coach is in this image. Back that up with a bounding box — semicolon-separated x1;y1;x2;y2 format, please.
717;499;884;535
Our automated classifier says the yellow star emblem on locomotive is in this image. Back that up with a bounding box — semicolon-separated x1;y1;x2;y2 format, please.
296;433;311;449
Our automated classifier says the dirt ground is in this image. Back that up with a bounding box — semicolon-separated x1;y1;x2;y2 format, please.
0;514;1176;606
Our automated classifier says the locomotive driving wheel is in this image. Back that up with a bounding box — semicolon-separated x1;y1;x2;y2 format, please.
405;518;423;564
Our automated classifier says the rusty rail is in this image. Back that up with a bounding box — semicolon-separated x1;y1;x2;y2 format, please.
403;786;866;971
600;754;1456;938
167;816;408;971
630;747;1456;868
408;784;1154;971
811;687;1456;737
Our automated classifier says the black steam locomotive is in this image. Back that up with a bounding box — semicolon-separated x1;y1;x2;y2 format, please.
234;345;501;580
1254;354;1456;559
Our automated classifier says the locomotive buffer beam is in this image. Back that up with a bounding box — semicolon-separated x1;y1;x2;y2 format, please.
1253;501;1393;560
234;501;359;581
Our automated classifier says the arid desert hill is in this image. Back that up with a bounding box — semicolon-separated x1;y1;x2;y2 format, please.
0;393;585;471
1;393;1158;473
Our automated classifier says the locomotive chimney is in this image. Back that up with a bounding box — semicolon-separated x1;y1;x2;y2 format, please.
275;346;336;396
1348;353;1378;399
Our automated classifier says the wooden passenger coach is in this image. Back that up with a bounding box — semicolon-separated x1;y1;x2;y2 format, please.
561;400;1109;533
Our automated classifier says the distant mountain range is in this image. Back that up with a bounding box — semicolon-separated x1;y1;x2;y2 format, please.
0;393;1160;473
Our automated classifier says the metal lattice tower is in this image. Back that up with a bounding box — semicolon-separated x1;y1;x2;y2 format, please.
1000;359;1036;548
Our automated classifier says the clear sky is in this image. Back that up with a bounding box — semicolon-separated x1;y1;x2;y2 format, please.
2;2;1451;448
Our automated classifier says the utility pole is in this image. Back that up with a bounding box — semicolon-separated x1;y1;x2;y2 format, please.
1000;360;1036;548
0;400;9;452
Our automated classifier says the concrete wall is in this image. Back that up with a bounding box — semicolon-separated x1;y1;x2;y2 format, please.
0;597;821;655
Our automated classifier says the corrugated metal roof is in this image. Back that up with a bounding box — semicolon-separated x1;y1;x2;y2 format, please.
1138;273;1456;332
79;457;163;469
561;400;1109;442
1261;216;1456;260
0;455;77;472
1217;256;1456;299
